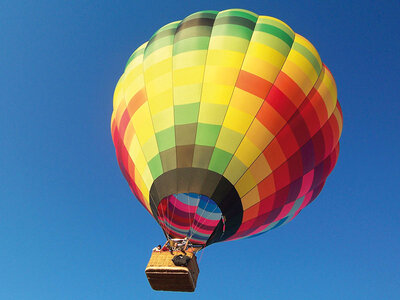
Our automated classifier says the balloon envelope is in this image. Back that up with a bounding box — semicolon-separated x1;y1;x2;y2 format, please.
111;9;343;246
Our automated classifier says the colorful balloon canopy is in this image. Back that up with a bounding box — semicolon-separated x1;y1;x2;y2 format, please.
111;9;343;246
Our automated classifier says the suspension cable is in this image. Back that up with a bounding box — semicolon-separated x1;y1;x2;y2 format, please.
188;195;212;241
190;201;221;242
151;193;169;240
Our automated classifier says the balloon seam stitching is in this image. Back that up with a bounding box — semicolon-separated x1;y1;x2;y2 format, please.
236;70;341;215
230;33;321;187
189;12;218;168
206;15;260;172
218;29;297;183
142;30;173;235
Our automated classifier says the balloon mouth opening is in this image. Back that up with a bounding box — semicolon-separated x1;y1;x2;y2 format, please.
157;193;222;245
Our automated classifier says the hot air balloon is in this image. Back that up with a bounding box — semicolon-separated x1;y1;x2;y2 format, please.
111;9;342;292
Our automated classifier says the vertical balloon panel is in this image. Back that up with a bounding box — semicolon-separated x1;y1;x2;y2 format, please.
172;11;218;171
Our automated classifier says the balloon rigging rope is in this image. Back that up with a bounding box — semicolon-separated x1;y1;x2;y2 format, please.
165;193;173;237
187;193;200;240
189;195;210;241
187;194;199;241
165;193;178;239
188;195;218;242
151;193;169;239
156;192;221;244
199;247;205;264
155;193;170;239
189;201;221;242
187;193;195;240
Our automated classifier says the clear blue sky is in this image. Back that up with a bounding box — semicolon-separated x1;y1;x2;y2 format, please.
1;1;399;299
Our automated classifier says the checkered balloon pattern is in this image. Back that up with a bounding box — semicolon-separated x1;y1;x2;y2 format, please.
111;9;343;246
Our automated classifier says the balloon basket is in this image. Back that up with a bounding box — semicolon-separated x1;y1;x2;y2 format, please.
145;250;199;292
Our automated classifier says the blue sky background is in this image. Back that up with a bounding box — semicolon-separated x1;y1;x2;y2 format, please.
1;1;399;299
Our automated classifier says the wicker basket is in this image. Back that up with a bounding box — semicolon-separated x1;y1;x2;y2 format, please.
145;250;199;292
